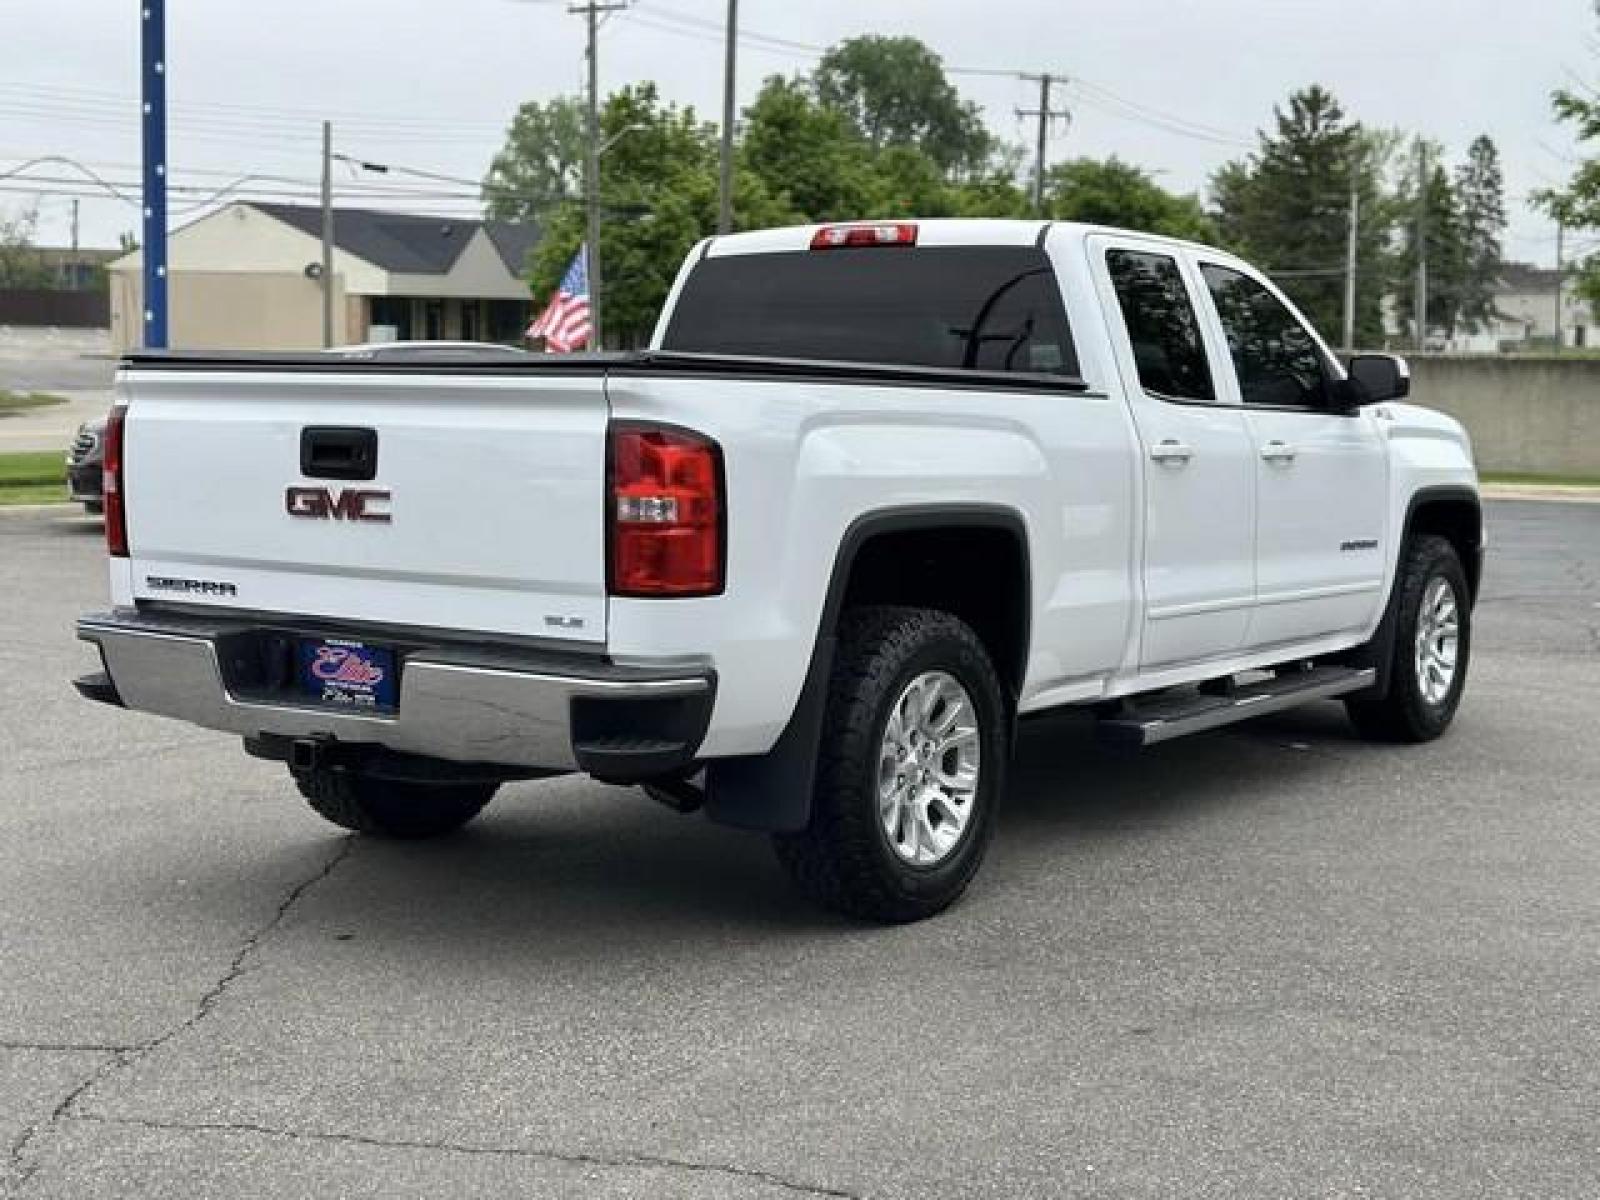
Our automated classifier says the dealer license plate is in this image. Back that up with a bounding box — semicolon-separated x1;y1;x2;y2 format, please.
298;638;398;712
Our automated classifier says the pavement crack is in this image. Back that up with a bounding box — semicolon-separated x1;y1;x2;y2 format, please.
64;1113;865;1199
11;739;214;778
0;1041;138;1054
4;837;355;1192
180;837;355;1033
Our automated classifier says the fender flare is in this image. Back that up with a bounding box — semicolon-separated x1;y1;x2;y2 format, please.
1344;484;1483;698
704;504;1031;832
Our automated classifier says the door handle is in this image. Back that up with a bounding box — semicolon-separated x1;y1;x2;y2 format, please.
1260;440;1297;464
1150;439;1194;465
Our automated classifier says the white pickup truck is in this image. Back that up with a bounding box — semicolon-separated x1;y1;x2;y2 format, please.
76;219;1482;922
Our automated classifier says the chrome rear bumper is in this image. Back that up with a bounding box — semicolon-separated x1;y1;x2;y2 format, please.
76;609;713;775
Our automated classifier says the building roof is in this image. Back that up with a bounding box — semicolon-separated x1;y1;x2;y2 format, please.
249;203;537;276
32;246;121;266
1495;261;1563;294
482;222;542;279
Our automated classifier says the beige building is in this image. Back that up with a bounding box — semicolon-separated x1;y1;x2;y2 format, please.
108;202;538;354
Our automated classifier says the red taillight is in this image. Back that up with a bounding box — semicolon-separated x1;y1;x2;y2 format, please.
103;405;128;558
810;223;919;250
609;423;723;597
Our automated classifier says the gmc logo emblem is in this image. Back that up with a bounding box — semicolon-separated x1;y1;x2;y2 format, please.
285;486;392;523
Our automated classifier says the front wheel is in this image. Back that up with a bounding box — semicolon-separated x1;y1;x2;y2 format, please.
773;606;1009;923
1345;534;1471;743
293;768;497;839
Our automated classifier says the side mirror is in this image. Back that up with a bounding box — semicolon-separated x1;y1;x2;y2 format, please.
1346;353;1411;404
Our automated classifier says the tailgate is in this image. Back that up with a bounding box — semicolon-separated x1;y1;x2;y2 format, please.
121;368;609;643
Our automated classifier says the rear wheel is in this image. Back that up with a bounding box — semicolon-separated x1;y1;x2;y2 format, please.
773;605;1008;923
1345;534;1471;743
293;768;496;839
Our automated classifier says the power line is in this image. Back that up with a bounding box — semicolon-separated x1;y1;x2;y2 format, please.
0;81;509;136
1066;79;1251;147
4;25;1254;169
0;101;500;149
0;156;142;205
0;167;491;204
620;7;1252;154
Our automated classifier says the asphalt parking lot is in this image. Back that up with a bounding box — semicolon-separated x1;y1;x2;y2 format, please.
2;500;1596;1198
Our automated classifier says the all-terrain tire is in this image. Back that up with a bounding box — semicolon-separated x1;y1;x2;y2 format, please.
773;605;1009;923
1345;534;1471;743
293;769;496;839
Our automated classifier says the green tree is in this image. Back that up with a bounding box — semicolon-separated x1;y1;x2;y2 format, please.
947;172;1032;219
528;84;791;347
1044;158;1215;242
739;77;876;220
1534;80;1600;228
814;35;992;177
0;206;51;289
1210;85;1390;345
1394;144;1469;339
1452;136;1505;334
1533;75;1600;315
482;96;587;223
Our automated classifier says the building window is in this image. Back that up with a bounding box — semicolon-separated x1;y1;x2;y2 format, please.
487;299;532;344
367;297;411;342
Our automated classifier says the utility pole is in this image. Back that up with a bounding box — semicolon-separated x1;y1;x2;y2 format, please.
717;0;738;235
1413;141;1428;354
69;198;79;289
1554;220;1565;352
140;0;167;348
321;120;334;348
1018;74;1070;217
1342;179;1359;352
571;0;627;350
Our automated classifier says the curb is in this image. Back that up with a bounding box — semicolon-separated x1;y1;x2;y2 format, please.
0;502;90;516
1481;485;1600;505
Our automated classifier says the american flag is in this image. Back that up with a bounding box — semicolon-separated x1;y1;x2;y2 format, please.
527;247;593;352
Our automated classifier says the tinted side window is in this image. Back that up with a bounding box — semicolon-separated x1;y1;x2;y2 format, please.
1200;264;1329;409
1105;250;1214;403
661;247;1079;377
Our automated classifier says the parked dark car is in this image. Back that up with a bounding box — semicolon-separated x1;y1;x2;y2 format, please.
66;417;106;515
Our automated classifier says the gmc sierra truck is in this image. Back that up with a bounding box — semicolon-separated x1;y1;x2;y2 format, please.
75;220;1481;923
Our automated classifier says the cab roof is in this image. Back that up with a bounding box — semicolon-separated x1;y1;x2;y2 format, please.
702;218;1223;259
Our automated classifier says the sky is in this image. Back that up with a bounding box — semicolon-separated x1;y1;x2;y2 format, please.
0;0;1593;268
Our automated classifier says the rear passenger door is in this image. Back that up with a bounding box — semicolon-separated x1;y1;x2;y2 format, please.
1093;237;1256;669
1194;261;1389;648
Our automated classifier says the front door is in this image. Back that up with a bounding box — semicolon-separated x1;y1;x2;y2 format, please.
1196;261;1389;648
1094;239;1257;669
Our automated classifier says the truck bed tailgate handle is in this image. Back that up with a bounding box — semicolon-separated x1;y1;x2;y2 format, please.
301;427;378;481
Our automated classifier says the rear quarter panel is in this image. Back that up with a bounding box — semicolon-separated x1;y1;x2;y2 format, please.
606;373;1136;757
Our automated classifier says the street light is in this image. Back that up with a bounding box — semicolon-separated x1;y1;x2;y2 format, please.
599;122;647;156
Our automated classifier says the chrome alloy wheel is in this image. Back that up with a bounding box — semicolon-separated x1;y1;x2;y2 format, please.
877;670;981;867
1414;576;1460;706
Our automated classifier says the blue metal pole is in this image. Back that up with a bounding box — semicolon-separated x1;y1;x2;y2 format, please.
140;0;167;348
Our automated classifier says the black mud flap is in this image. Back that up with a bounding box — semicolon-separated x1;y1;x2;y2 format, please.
703;634;834;833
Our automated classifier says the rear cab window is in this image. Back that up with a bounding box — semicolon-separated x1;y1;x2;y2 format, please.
660;245;1079;378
